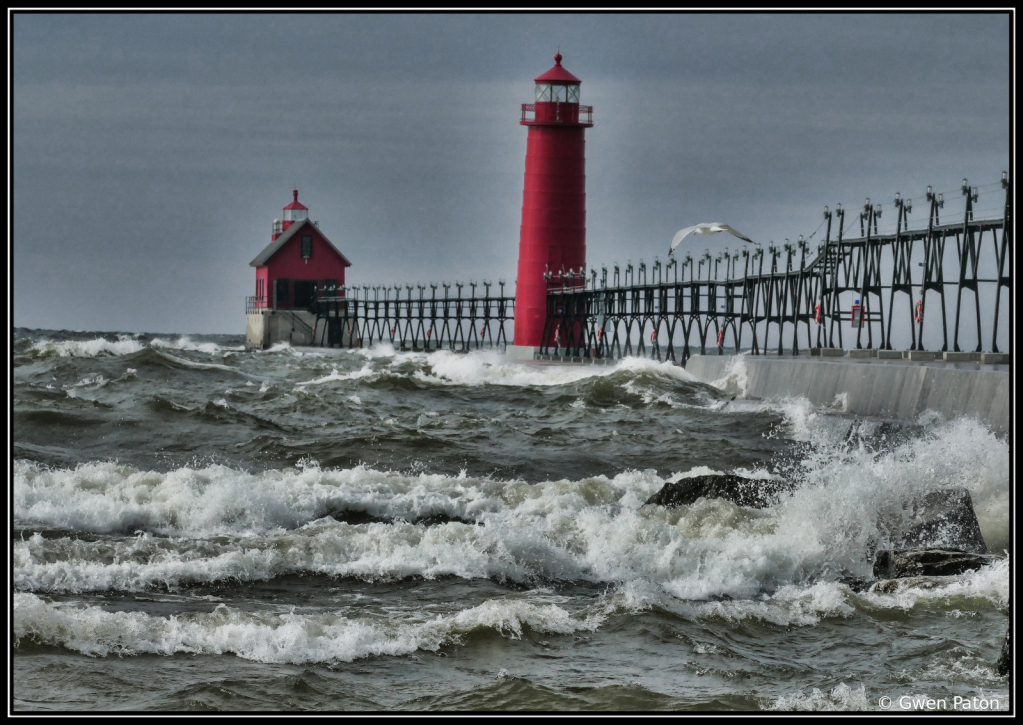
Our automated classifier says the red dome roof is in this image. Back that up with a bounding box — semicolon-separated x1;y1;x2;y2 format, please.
283;189;308;211
534;52;581;84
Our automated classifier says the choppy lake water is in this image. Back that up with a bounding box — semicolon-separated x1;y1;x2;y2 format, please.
12;329;1010;711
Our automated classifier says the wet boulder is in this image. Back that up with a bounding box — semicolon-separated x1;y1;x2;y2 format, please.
872;548;998;580
324;507;391;526
869;574;963;594
836;575;872;593
643;474;794;510
323;507;481;527
886;488;988;554
997;624;1010;677
413;512;481;527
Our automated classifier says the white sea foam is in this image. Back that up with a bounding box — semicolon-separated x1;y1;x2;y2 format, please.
916;653;1011;686
150;349;244;375
417;350;614;387
599;578;856;628
831;391;850;412
296;365;377;387
29;335;244;359
454;351;693;387
709;354;749;397
354;342;401;359
13;592;601;664
341;348;698;389
768;682;871;711
13;414;1010;608
63;374;111;399
64;375;108;390
857;557;1009;611
782;416;1011;555
258;341;305;355
31;336;146;358
680;581;856;626
151;336;243;355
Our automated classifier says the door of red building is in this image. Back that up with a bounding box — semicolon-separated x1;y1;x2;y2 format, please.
294;281;316;309
274;279;289;309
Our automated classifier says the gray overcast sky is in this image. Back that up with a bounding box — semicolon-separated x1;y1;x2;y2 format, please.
12;12;1011;334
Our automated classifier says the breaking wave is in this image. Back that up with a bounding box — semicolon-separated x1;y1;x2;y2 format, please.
13;414;1009;604
30;335;146;358
294;348;699;389
13;592;603;664
26;334;242;359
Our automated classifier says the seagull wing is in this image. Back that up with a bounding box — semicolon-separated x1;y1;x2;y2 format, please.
669;225;703;254
719;224;756;244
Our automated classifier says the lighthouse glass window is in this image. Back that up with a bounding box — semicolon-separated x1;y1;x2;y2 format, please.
301;235;313;259
566;85;580;103
535;83;552;102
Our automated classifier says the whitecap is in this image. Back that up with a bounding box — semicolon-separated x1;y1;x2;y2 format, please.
31;337;145;358
13;592;602;664
151;336;243;355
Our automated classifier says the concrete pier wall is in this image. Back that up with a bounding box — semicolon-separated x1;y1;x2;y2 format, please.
245;310;318;349
685;354;1010;436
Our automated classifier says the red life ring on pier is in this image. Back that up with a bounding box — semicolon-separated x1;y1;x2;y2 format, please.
717;330;724;347
915;299;922;323
650;330;657;344
554;328;560;345
814;303;821;323
597;326;603;342
427;327;432;340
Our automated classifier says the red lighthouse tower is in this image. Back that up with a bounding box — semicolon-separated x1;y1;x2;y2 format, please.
511;53;594;355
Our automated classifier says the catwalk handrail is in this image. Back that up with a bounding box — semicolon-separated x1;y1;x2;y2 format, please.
540;175;1011;363
306;281;514;351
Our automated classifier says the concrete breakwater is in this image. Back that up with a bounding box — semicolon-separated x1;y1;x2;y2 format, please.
685;353;1010;436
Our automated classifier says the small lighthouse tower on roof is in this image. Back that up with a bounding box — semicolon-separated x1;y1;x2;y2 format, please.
510;52;593;354
273;190;309;240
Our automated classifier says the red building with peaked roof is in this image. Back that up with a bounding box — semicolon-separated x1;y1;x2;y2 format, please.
249;190;352;310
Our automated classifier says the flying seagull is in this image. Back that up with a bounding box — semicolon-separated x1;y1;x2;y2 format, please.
669;223;757;255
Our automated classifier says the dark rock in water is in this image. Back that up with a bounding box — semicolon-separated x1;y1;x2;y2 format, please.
869;574;964;594
888;488;988;554
872;548;998;580
323;507;480;527
324;508;391;526
997;624;1010;677
643;474;794;509
413;512;480;527
844;420;924;456
836;576;873;593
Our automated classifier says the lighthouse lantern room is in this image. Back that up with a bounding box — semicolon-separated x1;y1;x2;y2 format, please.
245;190;352;349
